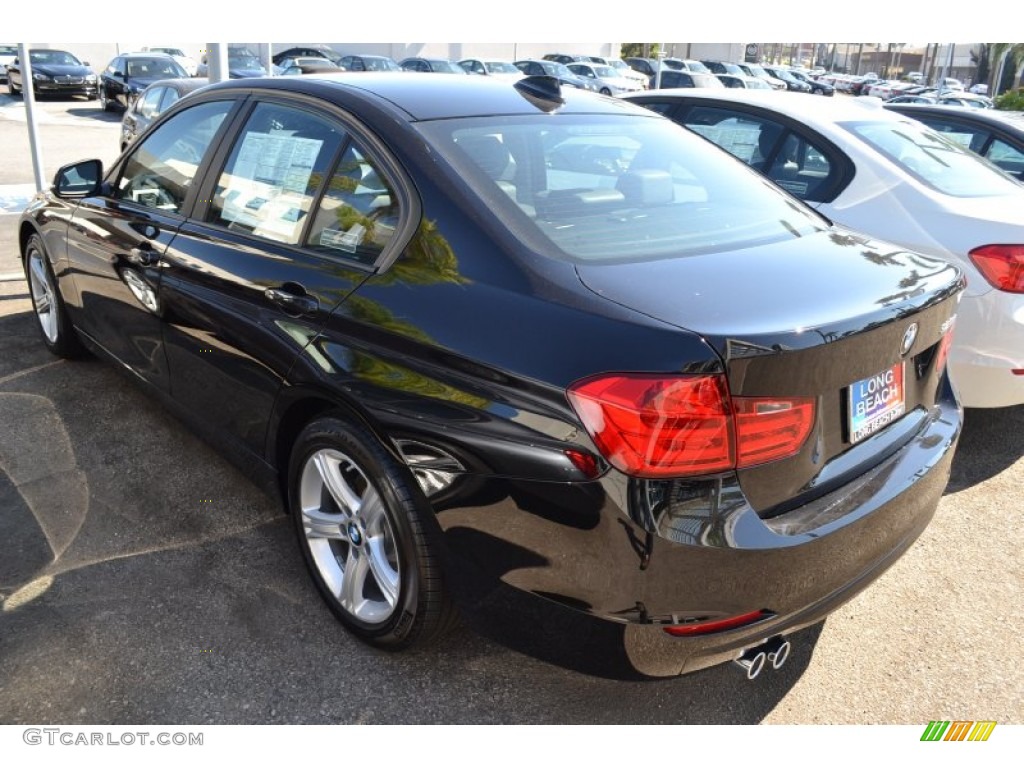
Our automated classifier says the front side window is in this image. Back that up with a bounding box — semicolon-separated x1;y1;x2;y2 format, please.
683;107;836;201
209;102;347;245
419;114;825;263
117;100;233;213
845;119;1024;197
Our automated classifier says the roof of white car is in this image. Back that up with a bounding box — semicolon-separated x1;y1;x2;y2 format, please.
628;90;910;128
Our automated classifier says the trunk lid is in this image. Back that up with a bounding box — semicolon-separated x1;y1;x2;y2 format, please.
575;227;964;514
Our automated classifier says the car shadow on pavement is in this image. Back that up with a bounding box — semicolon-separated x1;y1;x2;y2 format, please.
0;307;833;725
945;405;1024;493
66;107;123;124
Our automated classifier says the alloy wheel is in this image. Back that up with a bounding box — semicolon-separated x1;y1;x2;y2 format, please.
298;448;401;625
27;245;59;344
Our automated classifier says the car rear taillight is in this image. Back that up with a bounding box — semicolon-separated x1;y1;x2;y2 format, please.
733;397;815;468
566;374;815;478
968;245;1024;293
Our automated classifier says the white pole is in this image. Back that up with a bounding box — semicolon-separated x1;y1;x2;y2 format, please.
654;44;663;90
18;44;47;192
207;43;229;84
262;43;274;77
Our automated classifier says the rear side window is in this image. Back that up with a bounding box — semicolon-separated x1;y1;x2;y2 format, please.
303;142;400;265
986;138;1024;178
209;103;347;244
845;119;1024;197
116;100;233;213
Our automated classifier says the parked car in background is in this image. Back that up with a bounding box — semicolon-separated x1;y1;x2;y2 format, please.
566;61;642;95
968;83;989;95
624;89;1024;407
761;65;811;93
458;59;523;80
542;53;591;65
337;55;400;72
399;58;468;74
100;53;189;112
886;94;939;105
198;47;268;79
648;71;724;90
788;69;835;96
884;102;1024;180
701;60;745;77
278;58;344;75
119;77;206;151
737;62;787;90
273;45;343;66
605;57;649;89
0;44;18;81
6;49;98;99
143;47;199;77
513;59;599;91
664;58;712;74
19;74;964;679
624;57;663;78
717;73;773;90
939;94;994;109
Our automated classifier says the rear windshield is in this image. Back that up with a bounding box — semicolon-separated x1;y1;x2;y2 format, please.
417;114;826;264
843;119;1023;197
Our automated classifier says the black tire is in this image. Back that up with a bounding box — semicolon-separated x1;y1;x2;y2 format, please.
23;234;86;358
288;414;455;649
99;87;112;112
8;77;19;96
600;87;612;96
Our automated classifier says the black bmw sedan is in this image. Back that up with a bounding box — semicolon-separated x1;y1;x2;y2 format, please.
18;74;964;678
99;52;190;112
6;48;98;98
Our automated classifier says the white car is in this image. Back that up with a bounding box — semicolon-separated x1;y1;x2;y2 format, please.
624;89;1024;407
142;46;199;77
457;59;523;81
605;57;649;89
566;62;643;95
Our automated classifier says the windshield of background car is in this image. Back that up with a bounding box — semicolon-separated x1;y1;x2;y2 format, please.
126;58;186;78
592;65;618;78
429;60;465;74
686;61;711;73
0;45;18;56
487;62;521;74
30;50;81;66
229;55;262;70
417;114;826;263
843;119;1024;197
365;57;399;71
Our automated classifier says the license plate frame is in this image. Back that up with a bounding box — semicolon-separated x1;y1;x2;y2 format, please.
848;362;906;444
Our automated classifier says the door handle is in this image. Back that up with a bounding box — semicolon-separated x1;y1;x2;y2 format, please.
265;287;319;316
126;243;159;267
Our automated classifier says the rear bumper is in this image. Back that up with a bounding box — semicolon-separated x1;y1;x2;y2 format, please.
433;385;960;675
949;289;1024;407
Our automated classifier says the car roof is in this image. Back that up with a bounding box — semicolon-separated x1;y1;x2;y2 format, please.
627;88;899;125
199;73;653;121
884;103;1024;132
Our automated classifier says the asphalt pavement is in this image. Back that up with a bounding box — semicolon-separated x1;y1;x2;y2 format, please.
0;94;1021;725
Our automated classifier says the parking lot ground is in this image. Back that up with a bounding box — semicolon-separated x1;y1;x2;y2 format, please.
0;95;1022;726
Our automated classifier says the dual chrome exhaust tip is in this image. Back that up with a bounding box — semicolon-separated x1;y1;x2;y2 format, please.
733;637;791;680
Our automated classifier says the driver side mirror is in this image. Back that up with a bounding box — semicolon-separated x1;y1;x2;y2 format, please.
53;159;104;198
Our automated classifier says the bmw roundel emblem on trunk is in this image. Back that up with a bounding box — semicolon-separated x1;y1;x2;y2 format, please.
901;323;919;356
